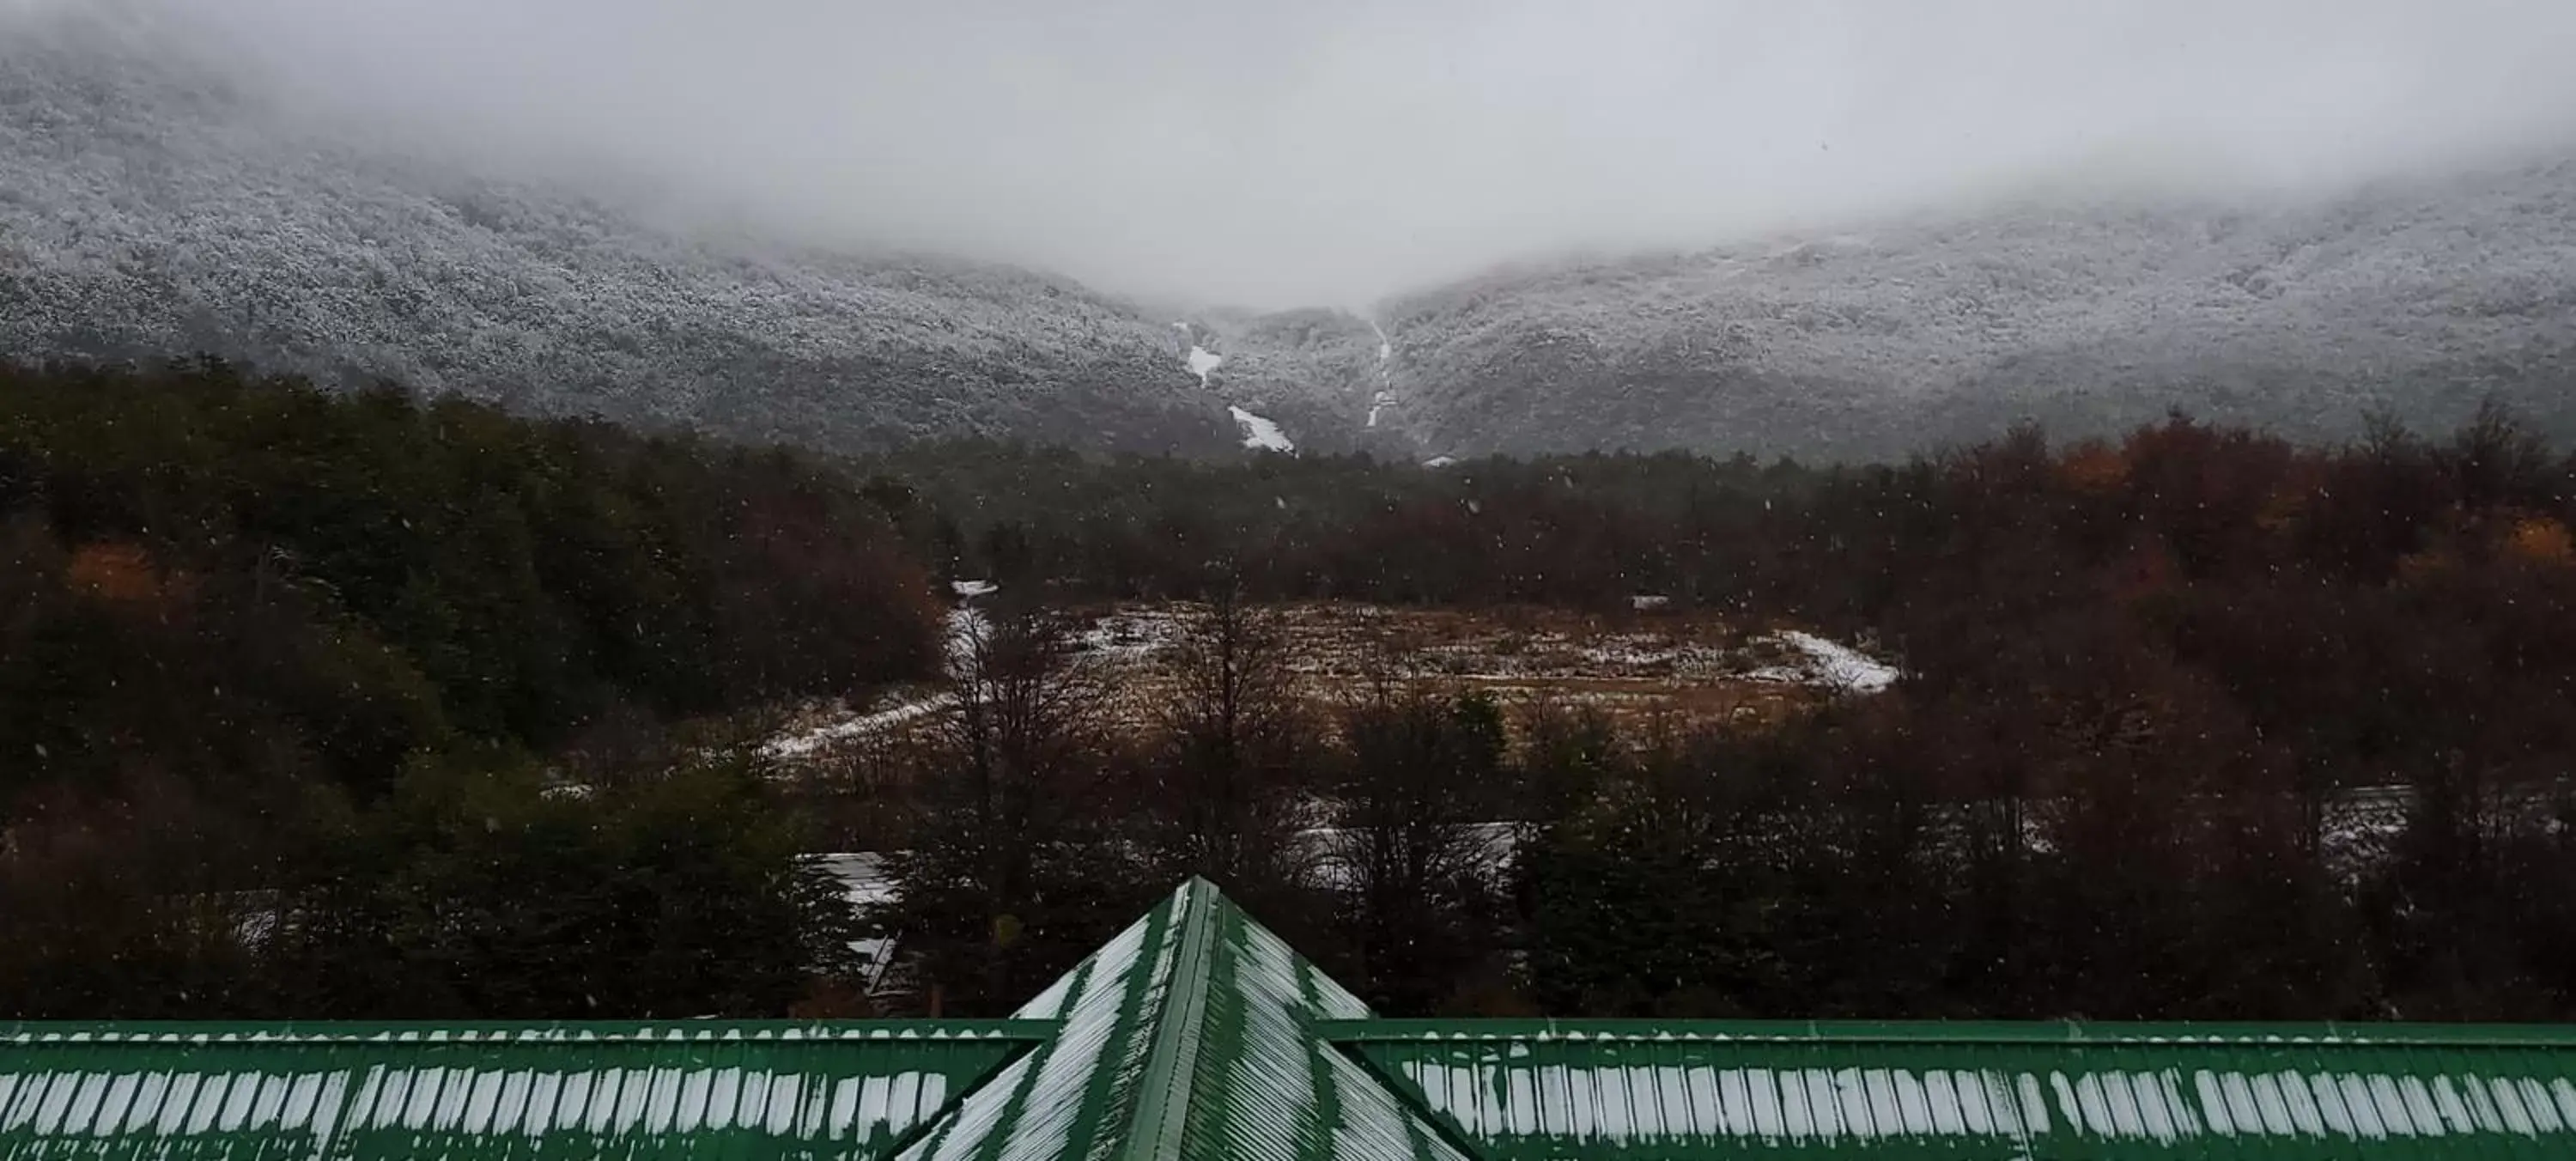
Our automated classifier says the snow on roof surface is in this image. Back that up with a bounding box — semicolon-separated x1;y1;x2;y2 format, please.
0;1021;1042;1159
893;880;1467;1161
1343;1023;2576;1158
17;885;2576;1160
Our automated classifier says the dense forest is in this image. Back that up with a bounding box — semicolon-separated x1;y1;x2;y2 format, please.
7;359;2576;1025
862;407;2576;1022
0;359;931;1015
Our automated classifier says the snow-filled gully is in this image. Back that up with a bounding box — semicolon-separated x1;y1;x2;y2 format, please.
1175;320;1294;453
1366;317;1394;429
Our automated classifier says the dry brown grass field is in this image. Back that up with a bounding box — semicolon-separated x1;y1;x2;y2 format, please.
762;601;1898;764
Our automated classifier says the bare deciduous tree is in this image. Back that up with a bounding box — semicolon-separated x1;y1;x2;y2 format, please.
1145;589;1313;893
885;600;1137;1014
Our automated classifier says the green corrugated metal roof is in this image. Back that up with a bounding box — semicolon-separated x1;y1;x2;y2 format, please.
0;1022;1042;1161
1173;882;1467;1161
893;879;1465;1161
16;883;2576;1160
1330;1019;2576;1158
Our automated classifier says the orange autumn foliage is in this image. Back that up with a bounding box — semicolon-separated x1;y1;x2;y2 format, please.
2058;441;2129;495
2505;516;2576;567
63;542;180;607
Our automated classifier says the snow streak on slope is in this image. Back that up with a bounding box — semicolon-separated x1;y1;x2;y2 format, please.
1187;345;1224;386
1177;319;1293;452
1365;318;1394;429
1230;405;1295;453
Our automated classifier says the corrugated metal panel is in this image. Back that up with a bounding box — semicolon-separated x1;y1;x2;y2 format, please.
29;884;2576;1161
893;878;1468;1161
899;883;1189;1161
1172;885;1469;1161
1332;1020;2576;1158
0;1022;1041;1161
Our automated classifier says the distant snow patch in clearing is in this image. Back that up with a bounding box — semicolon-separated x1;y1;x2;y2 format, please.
1751;630;1899;694
761;602;990;757
762;694;951;757
804;853;902;989
1423;455;1457;469
1230;406;1293;453
1077;607;1189;659
951;579;997;598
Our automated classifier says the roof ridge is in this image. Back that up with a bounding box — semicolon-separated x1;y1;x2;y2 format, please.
1117;877;1222;1161
890;880;1204;1161
1160;880;1479;1161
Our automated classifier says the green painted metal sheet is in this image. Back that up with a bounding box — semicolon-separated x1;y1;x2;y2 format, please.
899;886;1186;1161
895;879;1467;1161
0;1021;1044;1161
1171;883;1470;1161
22;884;2576;1161
1332;1020;2576;1158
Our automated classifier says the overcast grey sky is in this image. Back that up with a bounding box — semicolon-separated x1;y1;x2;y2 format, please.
180;0;2576;307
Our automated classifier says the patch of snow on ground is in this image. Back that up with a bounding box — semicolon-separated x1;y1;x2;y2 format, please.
761;603;993;757
951;579;997;598
805;853;903;991
1230;405;1294;452
1749;630;1900;694
1569;639;1729;675
807;852;895;909
761;693;951;757
1076;607;1188;659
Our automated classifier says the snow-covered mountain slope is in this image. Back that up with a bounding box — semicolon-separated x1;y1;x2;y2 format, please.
1171;307;1419;456
0;5;1233;455
8;3;2570;465
1378;163;2576;460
